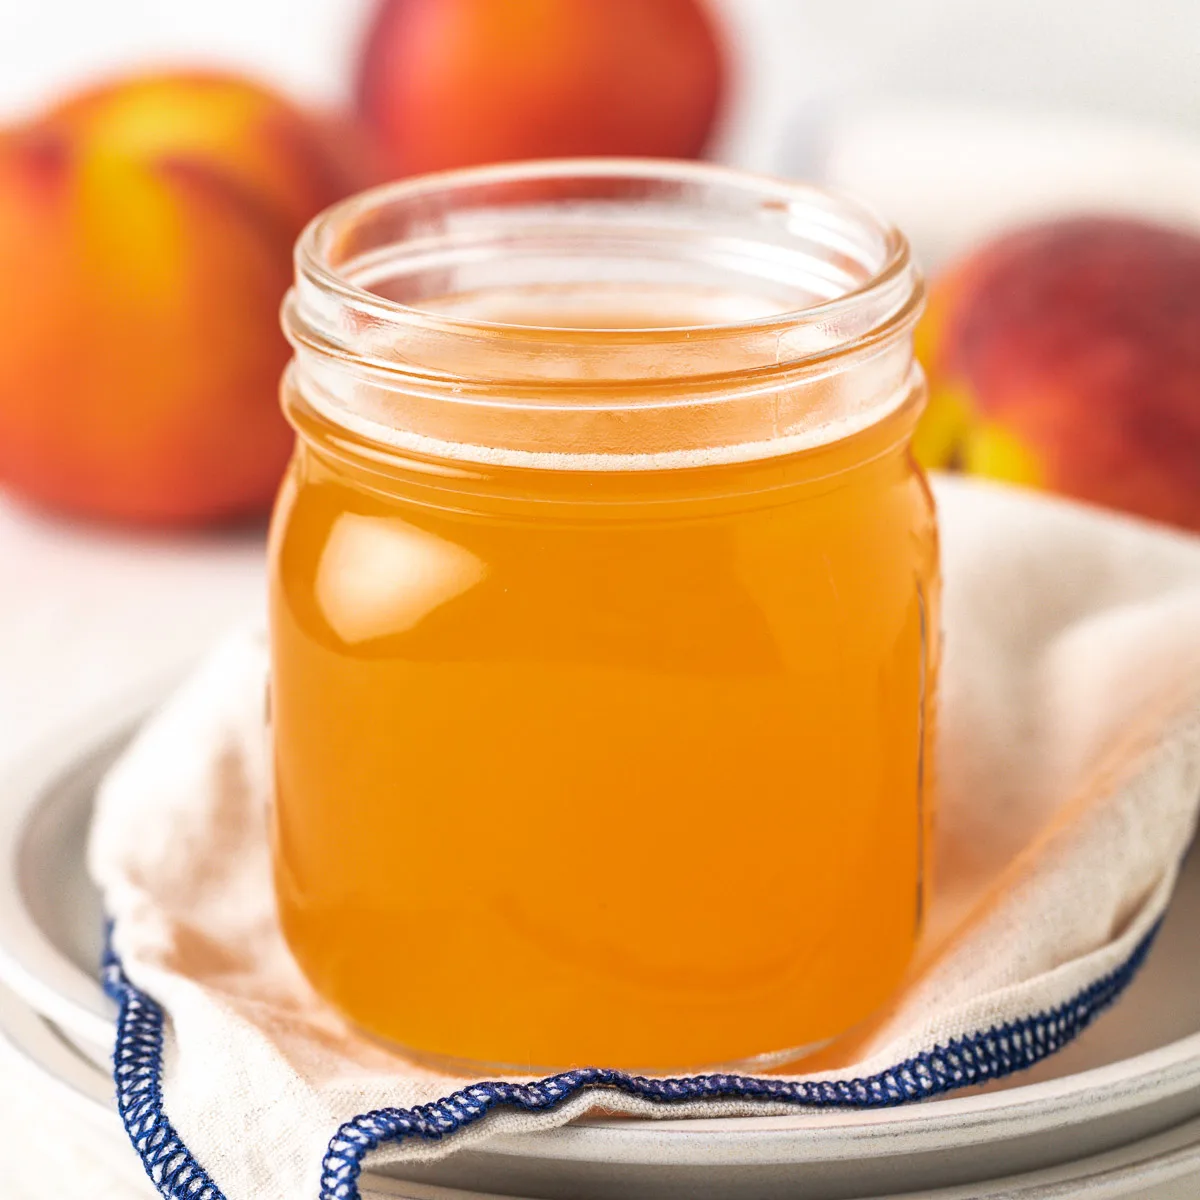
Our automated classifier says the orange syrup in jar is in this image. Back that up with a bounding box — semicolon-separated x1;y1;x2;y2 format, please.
269;163;938;1072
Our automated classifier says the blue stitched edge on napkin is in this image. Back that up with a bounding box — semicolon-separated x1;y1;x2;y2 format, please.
102;924;1160;1200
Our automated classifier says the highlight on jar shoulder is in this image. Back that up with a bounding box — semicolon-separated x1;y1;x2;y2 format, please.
268;158;939;1074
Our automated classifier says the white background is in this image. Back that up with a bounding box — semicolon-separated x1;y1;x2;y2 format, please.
4;1;1200;170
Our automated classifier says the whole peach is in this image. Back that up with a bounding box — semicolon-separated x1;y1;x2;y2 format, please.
0;73;376;526
915;217;1200;532
356;0;727;176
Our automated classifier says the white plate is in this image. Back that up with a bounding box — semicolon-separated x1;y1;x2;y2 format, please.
3;701;1200;1198
0;690;154;1049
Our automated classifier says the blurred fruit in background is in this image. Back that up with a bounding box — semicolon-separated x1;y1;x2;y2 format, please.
0;72;378;527
356;0;726;176
915;216;1200;532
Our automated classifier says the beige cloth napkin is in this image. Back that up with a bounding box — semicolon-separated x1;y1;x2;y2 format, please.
88;475;1200;1200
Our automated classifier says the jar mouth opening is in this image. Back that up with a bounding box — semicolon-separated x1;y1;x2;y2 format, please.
286;158;922;388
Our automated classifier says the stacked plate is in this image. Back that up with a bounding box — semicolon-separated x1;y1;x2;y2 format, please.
3;699;1200;1199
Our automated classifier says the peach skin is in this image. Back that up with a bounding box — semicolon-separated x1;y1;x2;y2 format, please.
915;217;1200;532
0;72;378;526
356;0;727;176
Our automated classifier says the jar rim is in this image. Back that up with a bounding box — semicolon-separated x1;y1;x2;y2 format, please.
293;157;917;353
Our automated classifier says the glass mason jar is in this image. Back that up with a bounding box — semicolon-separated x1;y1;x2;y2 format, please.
269;159;939;1074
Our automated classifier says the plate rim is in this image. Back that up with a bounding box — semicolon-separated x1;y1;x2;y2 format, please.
0;682;166;1048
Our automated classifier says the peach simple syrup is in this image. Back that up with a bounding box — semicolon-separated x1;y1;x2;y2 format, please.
269;164;938;1073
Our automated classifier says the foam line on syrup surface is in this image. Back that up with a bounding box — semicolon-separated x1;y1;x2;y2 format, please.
305;383;910;473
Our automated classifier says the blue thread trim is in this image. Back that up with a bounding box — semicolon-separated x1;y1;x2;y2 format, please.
102;936;228;1200
102;922;1160;1200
